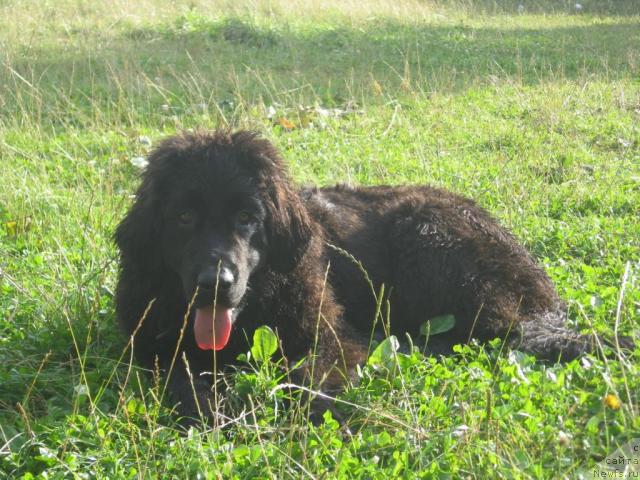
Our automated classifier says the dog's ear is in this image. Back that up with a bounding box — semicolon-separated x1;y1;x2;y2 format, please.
263;169;314;272
232;131;314;273
115;135;192;274
113;137;179;278
114;174;162;276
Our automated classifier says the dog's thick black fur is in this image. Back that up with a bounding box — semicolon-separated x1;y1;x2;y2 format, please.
115;129;631;422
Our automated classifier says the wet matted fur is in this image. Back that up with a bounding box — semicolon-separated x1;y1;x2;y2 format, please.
115;129;631;421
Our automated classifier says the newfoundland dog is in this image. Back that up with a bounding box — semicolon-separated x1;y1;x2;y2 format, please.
115;129;631;421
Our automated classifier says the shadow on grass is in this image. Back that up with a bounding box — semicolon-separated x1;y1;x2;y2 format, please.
2;14;639;121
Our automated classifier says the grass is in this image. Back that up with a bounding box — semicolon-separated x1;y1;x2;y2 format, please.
0;0;639;477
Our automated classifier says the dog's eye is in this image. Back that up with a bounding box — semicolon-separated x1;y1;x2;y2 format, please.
236;210;253;226
178;210;197;227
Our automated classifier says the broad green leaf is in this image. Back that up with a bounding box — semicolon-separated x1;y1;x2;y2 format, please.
251;325;278;362
420;314;456;337
367;335;399;367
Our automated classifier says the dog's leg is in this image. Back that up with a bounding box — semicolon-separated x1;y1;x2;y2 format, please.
154;354;223;428
507;312;635;361
507;316;592;361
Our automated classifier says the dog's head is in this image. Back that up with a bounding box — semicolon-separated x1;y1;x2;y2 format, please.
115;130;313;350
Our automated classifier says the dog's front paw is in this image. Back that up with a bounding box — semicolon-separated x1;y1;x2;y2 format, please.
169;378;223;428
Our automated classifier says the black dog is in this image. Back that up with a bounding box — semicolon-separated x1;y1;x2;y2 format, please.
115;130;631;421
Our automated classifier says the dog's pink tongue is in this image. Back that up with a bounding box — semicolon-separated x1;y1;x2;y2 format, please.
194;306;232;350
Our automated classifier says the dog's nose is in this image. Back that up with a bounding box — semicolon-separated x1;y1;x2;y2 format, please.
197;265;235;293
217;266;235;291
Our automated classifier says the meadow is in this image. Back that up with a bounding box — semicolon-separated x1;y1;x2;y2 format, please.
0;0;639;477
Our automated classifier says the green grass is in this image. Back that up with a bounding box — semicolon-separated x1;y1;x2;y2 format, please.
1;0;639;478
